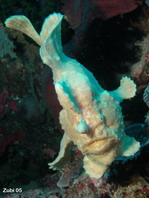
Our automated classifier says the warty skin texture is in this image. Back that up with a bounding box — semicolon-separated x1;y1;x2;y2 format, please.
5;13;140;178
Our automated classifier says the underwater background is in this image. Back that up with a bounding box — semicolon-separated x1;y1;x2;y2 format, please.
0;0;149;197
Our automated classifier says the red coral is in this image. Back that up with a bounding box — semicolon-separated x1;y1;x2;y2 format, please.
62;0;139;54
62;0;138;29
92;0;138;20
77;183;85;191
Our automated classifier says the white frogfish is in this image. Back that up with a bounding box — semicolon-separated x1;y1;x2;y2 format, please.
5;13;140;178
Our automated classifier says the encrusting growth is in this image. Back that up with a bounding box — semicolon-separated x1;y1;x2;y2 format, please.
5;13;140;178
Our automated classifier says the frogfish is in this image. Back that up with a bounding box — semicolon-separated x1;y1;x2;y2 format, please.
5;13;140;178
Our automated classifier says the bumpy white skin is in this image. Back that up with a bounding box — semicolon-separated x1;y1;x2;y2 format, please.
5;13;140;178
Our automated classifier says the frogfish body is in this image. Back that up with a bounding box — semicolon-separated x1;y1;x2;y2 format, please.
5;13;140;178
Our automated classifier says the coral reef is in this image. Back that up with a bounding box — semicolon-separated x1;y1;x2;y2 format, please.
1;1;149;197
0;22;61;193
130;34;149;92
0;24;16;59
62;0;141;54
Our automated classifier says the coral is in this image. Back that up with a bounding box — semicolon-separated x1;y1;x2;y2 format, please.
56;148;83;188
62;0;139;27
0;24;16;59
5;17;61;129
3;188;62;198
2;174;149;197
113;176;149;198
62;0;140;54
5;13;141;179
130;34;149;92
